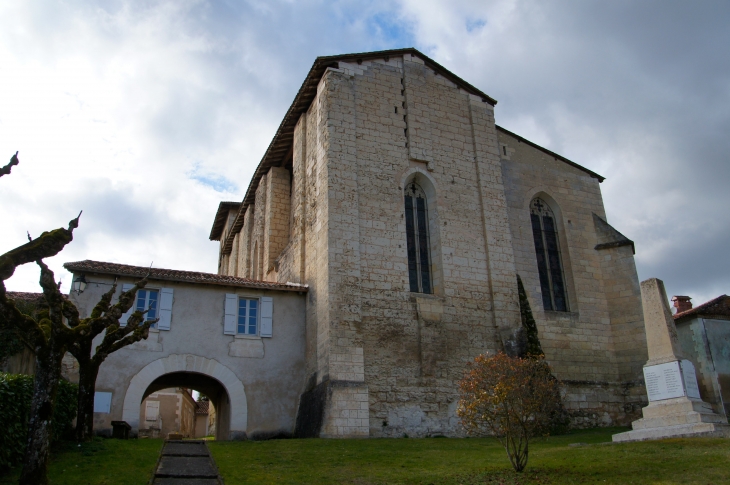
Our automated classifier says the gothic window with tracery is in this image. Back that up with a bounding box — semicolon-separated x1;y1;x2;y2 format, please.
530;198;568;311
405;182;432;294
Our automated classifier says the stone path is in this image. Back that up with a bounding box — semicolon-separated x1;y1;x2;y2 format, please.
151;440;222;485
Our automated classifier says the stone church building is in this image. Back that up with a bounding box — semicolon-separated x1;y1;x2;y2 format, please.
67;48;647;440
209;48;647;436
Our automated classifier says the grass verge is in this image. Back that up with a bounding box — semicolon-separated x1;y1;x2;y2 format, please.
1;429;728;484
208;428;730;484
0;438;162;485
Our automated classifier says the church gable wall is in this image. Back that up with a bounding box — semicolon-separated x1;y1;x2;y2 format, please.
317;56;524;437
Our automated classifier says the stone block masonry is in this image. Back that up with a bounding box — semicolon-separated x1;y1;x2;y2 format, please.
215;49;648;437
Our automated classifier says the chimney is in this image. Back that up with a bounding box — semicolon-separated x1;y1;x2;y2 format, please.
671;295;692;314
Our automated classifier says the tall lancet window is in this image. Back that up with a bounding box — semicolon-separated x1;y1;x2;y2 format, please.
530;198;568;311
405;182;432;294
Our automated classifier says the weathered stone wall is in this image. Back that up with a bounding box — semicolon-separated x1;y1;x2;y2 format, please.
250;173;268;280
237;206;253;278
499;128;647;424
263;167;291;280
218;53;646;436
677;317;730;417
596;242;647;381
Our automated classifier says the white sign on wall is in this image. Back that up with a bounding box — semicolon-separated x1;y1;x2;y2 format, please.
93;391;112;413
643;360;702;402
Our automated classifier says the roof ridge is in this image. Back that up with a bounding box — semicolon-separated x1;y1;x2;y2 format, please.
64;260;308;292
496;125;604;182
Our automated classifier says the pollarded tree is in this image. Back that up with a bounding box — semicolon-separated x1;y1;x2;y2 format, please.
0;152;155;484
457;352;563;472
67;279;158;442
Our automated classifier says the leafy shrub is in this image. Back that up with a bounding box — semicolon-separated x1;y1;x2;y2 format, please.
0;373;78;470
458;353;564;472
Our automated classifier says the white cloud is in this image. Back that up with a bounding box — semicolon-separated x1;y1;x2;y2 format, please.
1;0;728;308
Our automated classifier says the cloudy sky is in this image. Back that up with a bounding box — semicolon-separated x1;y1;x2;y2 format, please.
1;0;728;307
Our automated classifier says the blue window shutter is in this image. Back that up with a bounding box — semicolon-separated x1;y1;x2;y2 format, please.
224;294;237;335
119;284;135;327
157;288;174;330
260;297;273;337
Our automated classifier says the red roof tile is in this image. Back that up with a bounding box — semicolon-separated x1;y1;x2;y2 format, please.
6;291;44;302
674;295;730;321
63;260;308;292
195;400;209;415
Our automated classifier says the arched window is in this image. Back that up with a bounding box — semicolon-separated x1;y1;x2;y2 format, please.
530;198;568;311
405;182;432;294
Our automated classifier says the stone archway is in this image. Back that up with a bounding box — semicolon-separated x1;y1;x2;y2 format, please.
122;354;247;440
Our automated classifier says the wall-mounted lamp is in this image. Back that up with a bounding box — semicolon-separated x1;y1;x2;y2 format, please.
72;274;87;294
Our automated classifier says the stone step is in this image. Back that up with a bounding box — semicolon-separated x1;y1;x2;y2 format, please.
152;439;222;484
613;422;730;443
641;398;715;419
156;456;218;478
162;441;209;457
632;412;728;430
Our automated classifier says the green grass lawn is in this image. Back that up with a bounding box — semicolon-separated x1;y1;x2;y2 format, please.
0;438;162;485
1;429;728;484
209;428;730;485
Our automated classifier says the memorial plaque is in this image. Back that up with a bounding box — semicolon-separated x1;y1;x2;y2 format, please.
680;359;701;399
643;361;685;401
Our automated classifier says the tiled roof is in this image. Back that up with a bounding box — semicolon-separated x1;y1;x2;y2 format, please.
6;292;44;302
195;400;209;415
674;295;730;321
63;260;308;292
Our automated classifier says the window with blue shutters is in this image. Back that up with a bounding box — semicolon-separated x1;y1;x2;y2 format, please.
530;198;568;312
136;289;159;328
120;285;173;329
405;182;432;294
237;298;258;335
224;294;273;337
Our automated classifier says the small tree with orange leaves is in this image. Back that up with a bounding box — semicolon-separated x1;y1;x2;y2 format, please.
458;352;563;472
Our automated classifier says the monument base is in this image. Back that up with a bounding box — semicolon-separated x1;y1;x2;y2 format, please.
612;397;730;442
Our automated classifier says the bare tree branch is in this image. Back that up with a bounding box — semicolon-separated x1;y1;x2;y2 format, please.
0;151;19;179
0;212;82;281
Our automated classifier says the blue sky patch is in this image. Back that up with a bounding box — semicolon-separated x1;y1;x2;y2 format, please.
189;163;238;193
466;18;487;33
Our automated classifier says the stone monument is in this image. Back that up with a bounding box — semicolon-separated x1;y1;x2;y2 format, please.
613;278;730;442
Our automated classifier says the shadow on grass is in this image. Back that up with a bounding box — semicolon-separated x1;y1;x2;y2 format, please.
0;437;162;485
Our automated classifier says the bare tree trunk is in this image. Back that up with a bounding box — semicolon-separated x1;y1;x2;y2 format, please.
75;358;99;442
19;345;64;485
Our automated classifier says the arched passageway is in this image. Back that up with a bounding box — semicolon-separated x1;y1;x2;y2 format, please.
122;354;247;440
142;371;230;440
